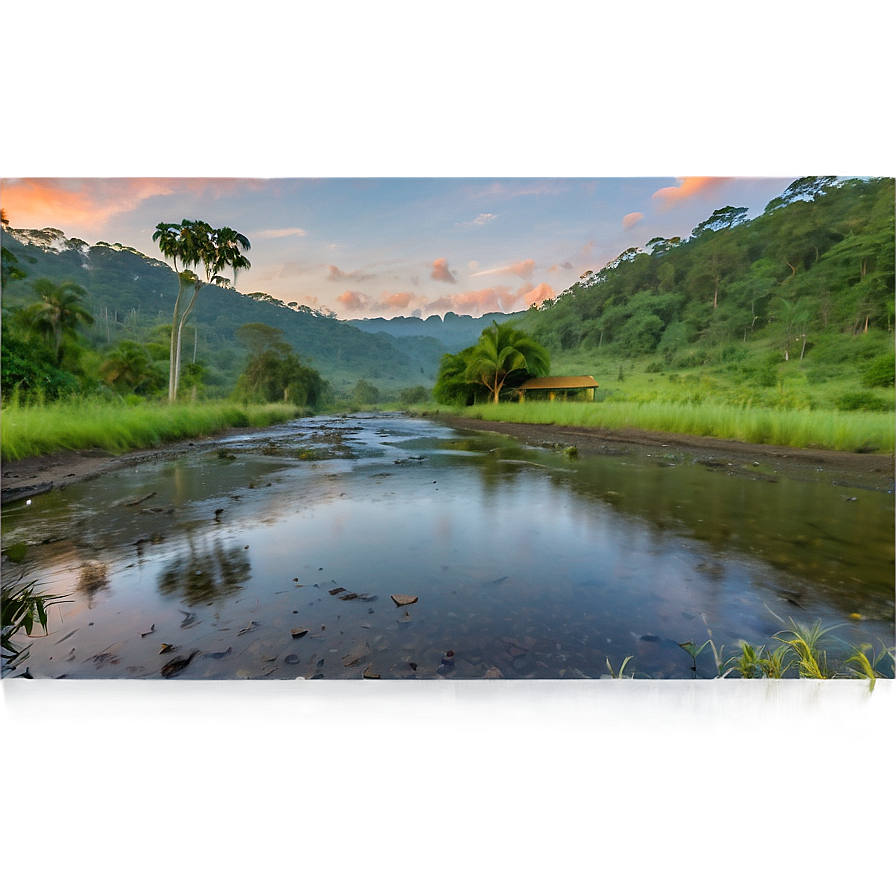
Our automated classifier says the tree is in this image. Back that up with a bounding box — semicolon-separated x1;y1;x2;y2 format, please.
21;278;94;364
351;379;380;405
234;323;325;406
153;220;251;401
465;322;550;403
690;206;748;239
99;341;161;394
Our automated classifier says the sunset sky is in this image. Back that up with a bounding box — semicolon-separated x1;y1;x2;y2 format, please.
1;176;798;319
2;4;889;327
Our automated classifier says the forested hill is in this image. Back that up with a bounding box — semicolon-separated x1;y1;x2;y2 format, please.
521;177;895;363
349;310;524;352
0;228;445;393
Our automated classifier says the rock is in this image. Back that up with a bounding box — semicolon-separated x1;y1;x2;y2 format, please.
284;654;301;664
391;594;418;607
485;666;504;679
291;627;309;638
362;664;380;679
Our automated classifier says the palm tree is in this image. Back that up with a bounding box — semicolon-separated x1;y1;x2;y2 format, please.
23;278;94;364
99;341;156;394
465;322;550;403
153;220;250;401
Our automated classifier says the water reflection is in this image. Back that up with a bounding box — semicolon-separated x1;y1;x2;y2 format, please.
158;535;251;605
1;413;892;680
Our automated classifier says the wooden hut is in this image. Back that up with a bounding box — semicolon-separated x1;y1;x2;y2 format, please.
516;375;599;402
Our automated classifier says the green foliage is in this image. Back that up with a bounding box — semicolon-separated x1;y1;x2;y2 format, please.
20;277;95;365
433;346;486;406
834;390;893;412
528;178;893;383
1;578;70;672
233;323;326;407
99;340;164;395
0;397;304;462
862;353;895;388
0;318;82;400
465;321;550;403
397;385;431;405
351;379;380;405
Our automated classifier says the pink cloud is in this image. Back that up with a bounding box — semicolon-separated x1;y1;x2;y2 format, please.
335;290;369;311
0;177;252;234
547;261;574;274
379;291;416;309
651;177;733;210
431;258;456;283
623;212;644;230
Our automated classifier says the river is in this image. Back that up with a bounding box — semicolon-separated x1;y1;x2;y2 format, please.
2;413;893;680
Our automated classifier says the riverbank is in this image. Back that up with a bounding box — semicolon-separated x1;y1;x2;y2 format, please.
429;412;895;486
3;410;894;505
0;427;270;505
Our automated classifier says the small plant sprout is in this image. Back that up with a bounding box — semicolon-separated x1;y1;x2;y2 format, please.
606;656;634;679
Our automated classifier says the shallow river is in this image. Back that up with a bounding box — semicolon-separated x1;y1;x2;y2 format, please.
2;413;893;680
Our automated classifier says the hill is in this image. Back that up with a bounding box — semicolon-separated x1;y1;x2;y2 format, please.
0;227;446;395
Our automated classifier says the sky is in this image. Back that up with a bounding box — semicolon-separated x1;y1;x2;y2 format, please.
2;7;888;325
1;175;798;319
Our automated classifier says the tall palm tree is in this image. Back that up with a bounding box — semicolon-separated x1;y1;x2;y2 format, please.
24;278;94;364
465;322;550;403
153;220;250;401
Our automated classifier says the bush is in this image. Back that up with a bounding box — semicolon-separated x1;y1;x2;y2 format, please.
834;390;893;412
863;353;895;388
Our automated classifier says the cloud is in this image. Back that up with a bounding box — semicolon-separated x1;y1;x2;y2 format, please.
335;290;369;312
431;258;456;283
257;227;307;238
0;177;179;232
622;212;644;230
419;281;556;318
547;261;574;273
379;291;417;310
651;177;733;210
327;264;374;282
456;212;499;227
472;258;536;279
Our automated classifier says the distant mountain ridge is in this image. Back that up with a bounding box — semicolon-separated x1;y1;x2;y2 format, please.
349;310;525;352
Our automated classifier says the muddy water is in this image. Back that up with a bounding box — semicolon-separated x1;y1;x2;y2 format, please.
2;413;893;680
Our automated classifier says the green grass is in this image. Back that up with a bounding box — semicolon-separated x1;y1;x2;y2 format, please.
451;399;895;454
1;397;306;462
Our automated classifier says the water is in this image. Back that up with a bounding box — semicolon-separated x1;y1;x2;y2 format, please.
2;413;893;680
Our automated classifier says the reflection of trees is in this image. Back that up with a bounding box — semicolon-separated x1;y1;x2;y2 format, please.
158;535;251;604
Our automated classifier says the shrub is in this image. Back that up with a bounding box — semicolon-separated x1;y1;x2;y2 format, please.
834;390;893;412
863;353;895;389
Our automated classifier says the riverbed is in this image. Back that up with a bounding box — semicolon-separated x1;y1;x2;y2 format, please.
2;413;893;680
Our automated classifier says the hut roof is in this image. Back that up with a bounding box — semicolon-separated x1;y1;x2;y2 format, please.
517;376;599;391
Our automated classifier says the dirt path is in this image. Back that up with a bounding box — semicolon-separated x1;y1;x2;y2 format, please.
3;413;894;505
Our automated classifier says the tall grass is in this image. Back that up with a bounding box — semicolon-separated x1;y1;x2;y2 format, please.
1;397;305;462
454;399;895;453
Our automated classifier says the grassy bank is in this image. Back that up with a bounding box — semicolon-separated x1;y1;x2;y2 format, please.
453;400;895;454
0;397;305;462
